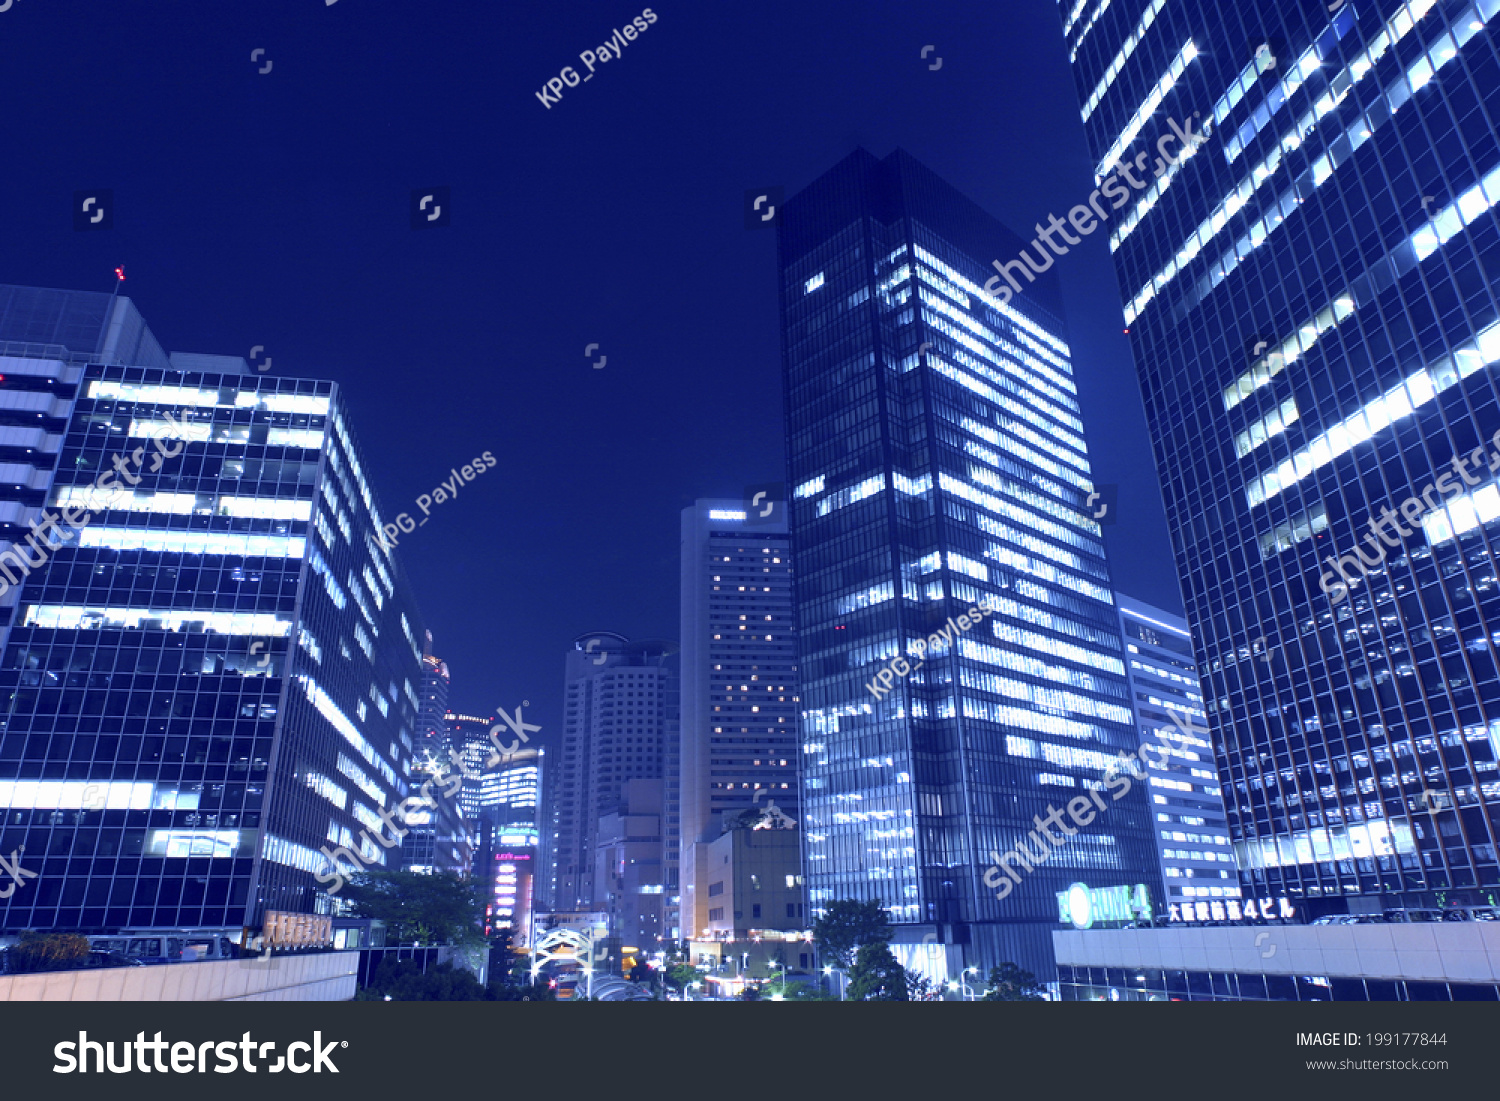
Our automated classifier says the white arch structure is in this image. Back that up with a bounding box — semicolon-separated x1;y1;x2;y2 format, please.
531;927;598;998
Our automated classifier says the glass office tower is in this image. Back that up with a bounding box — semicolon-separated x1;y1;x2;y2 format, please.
0;290;430;935
1063;0;1500;914
1116;593;1241;917
777;150;1163;979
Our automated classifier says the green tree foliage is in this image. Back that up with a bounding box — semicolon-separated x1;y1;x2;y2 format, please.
341;870;486;947
981;962;1046;1001
665;963;703;992
811;898;893;968
6;931;91;973
846;942;909;1001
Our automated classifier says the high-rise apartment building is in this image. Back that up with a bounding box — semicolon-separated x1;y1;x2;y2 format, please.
1116;594;1242;917
0;286;432;935
1063;0;1500;916
542;633;679;938
679;498;801;942
776;150;1164;980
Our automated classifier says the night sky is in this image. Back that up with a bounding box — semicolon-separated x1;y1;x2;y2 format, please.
3;0;1183;746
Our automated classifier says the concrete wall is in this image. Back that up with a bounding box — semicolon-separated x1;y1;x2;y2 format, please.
1054;922;1500;984
0;951;358;1001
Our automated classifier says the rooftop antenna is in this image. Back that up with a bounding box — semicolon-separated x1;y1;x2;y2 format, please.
111;266;125;297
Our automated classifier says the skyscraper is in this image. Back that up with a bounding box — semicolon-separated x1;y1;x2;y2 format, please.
542;633;679;938
1064;0;1500;915
678;498;801;942
417;636;450;761
0;286;432;935
0;286;173;656
776;150;1164;981
1116;593;1241;917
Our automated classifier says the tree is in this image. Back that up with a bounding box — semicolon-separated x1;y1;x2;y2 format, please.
846;942;909;1001
6;931;91;973
905;970;939;1001
665;963;703;993
355;959;491;1001
811;898;892;968
341;870;486;946
982;962;1046;1001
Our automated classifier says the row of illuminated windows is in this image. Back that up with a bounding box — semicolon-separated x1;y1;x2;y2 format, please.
76;528;306;559
963;696;1123;744
964;465;1100;549
1233;820;1418;870
88;380;330;415
1222;3;1359;166
1235;397;1300;459
1078;0;1166;119
953;411;1090;492
298;674;399;790
916;299;1077;417
22;604;293;636
955;479;1110;582
303;771;348;811
262;832;338;877
920;340;1083;451
1096;39;1198;180
53;485;313;520
124;416;325;451
1224;297;1356;410
984;591;1122;654
967;625;1124;679
917;285;1077;404
909;246;1070;359
1007;734;1120;774
979;534;1111;603
965;667;1132;724
1192;12;1492;316
1258;505;1329;559
1133;0;1486;324
957;435;1069;508
1247;319;1500;508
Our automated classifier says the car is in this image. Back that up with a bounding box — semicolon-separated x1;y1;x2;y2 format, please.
79;950;145;969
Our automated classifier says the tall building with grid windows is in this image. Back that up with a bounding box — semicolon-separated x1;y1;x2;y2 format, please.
542;633;679;939
679;498;802;944
1116;594;1242;918
1062;0;1500;920
776;150;1164;982
417;640;450;760
0;286;433;936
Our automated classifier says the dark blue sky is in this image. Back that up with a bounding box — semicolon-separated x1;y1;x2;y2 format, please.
3;0;1183;742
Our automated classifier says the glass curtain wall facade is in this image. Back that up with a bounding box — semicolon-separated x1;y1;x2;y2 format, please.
777;149;1163;978
1116;593;1241;915
1063;0;1500;913
0;348;429;933
0;287;173;657
679;499;801;942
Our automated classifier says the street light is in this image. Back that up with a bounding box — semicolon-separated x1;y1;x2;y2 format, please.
948;967;979;1001
823;963;846;1001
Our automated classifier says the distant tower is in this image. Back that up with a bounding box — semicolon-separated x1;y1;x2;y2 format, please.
542;634;678;933
418;633;450;761
679;499;802;943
